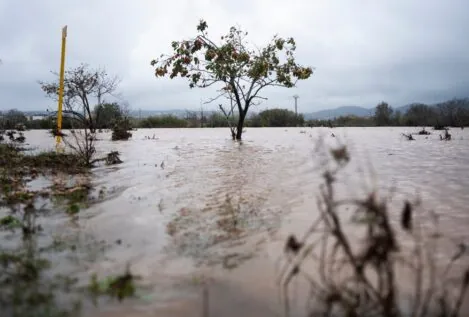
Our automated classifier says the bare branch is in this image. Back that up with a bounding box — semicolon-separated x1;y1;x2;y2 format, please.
203;91;230;105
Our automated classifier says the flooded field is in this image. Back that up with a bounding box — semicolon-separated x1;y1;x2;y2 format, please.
14;127;469;316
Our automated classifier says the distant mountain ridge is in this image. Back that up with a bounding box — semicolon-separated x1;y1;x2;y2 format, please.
303;106;373;120
303;100;469;120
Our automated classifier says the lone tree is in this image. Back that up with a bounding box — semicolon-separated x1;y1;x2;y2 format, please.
374;101;394;126
151;20;313;140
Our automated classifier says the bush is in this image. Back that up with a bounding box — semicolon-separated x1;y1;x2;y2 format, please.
111;117;132;141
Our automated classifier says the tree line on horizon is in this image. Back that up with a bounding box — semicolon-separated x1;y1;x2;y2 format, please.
2;97;468;130
0;106;304;130
0;98;464;130
371;98;469;128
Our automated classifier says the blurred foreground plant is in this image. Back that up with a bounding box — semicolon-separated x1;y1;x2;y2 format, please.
280;142;468;317
88;266;139;305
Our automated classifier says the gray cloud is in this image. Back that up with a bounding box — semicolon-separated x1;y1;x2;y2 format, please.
0;0;468;112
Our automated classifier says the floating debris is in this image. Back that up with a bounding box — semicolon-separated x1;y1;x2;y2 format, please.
417;128;431;135
440;128;451;141
401;133;415;141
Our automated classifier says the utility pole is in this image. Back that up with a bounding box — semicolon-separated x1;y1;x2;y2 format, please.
293;95;299;117
56;25;68;150
199;98;204;128
293;95;300;127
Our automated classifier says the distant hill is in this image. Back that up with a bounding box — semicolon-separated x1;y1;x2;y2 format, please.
304;106;373;120
128;109;187;118
302;102;465;120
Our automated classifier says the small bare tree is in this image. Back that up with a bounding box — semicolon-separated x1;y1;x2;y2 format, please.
151;20;313;140
39;64;120;166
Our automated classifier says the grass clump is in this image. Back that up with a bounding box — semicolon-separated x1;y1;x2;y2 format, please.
0;144;88;174
22;151;88;172
88;267;139;304
0;215;22;229
51;183;91;216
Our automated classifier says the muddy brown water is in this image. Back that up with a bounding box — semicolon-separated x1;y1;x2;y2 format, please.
18;127;469;316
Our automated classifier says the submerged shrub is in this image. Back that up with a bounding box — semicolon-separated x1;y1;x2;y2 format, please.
111;117;132;141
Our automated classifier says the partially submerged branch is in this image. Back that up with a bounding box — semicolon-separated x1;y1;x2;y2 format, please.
91;151;123;166
440;128;452;141
417;128;431;135
402;133;415;141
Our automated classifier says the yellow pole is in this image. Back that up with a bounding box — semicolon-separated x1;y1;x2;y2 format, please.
56;25;67;149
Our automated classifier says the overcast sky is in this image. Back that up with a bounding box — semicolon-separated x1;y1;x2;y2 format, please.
0;0;468;113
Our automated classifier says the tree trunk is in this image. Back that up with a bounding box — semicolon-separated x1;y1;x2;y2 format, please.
235;111;246;140
230;128;236;140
